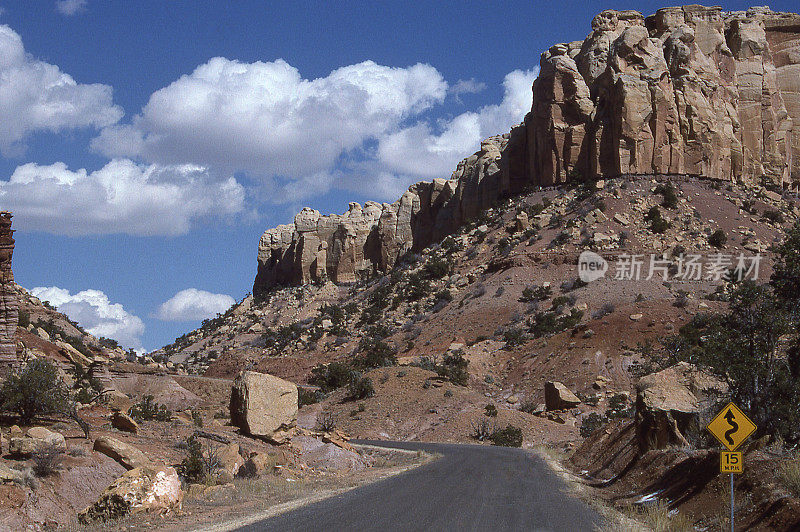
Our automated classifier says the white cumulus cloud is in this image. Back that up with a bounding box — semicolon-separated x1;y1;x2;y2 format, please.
156;288;236;322
0;24;121;156
55;0;87;16
375;68;538;180
450;78;487;98
30;286;145;350
91;58;448;181
0;159;245;236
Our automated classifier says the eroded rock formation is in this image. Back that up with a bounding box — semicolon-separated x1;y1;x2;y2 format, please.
527;6;800;186
0;212;17;364
254;135;515;294
254;6;800;294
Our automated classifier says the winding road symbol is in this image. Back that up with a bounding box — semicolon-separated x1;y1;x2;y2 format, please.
723;409;739;446
707;402;756;451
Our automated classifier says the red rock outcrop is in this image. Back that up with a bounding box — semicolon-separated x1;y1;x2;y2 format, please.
0;212;17;365
526;6;800;186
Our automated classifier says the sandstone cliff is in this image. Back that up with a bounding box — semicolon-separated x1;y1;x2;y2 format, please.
0;212;17;364
254;6;800;295
526;5;800;186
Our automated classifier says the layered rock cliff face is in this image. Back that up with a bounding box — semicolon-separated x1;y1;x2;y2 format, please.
0;212;17;364
254;134;520;293
526;5;800;186
254;6;800;295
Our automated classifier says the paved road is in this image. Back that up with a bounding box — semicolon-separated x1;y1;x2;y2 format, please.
235;440;603;532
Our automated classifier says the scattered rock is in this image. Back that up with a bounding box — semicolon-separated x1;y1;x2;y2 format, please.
629;313;643;321
544;381;581;411
215;443;243;483
78;466;182;523
613;213;630;226
103;390;134;412
110;412;139;434
9;427;66;457
93;436;152;470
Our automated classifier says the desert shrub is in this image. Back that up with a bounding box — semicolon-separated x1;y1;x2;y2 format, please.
413;355;439;372
309;362;353;393
128;395;173;422
470;419;495;441
529;309;584;338
434;289;453;303
580;412;605;438
762;209;785;224
561;277;587;292
645;206;670;234
549;232;570;247
422;256;451;280
17;309;29;328
592;302;615;320
741;199;758;214
661;281;799;442
529;311;560;337
192;411;203;427
472;284;487;298
655;182;679;209
708;229;727;248
519;285;551;302
32;443;65;477
317;412;336;432
298;387;325;408
356;337;397;369
369;283;393;310
403;273;432;301
69;363;105;405
673;292;689;308
262;322;303;352
348;373;375;400
438;352;469;386
489;425;523;447
0;359;69;424
178;435;219;484
484;404;498;417
502;328;526;349
606;393;633;419
68;445;87;457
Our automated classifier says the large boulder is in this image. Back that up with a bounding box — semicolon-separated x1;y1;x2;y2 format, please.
93;436;152;470
545;381;581;411
78;466;182;523
635;362;723;452
9;427;66;457
230;371;297;443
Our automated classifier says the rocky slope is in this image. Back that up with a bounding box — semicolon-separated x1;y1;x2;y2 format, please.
254;6;800;295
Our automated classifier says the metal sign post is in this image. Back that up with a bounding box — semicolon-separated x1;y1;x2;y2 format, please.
730;472;734;532
707;403;757;532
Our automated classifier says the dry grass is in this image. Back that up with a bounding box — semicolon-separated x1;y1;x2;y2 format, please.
625;501;694;532
780;455;800;497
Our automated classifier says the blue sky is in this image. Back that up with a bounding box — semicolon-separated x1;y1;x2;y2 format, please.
1;0;795;351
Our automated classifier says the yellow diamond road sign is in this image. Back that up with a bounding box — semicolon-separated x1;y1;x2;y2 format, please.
707;402;757;451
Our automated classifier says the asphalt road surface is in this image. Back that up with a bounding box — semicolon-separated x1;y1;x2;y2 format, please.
235;440;603;532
